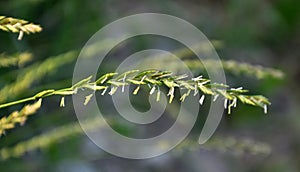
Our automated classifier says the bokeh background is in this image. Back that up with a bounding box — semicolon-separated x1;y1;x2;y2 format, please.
0;0;299;171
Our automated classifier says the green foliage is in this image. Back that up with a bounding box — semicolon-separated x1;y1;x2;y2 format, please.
0;116;271;160
0;1;298;171
180;136;271;156
0;14;282;164
185;59;284;80
0;38;121;103
0;52;32;67
0;116;100;160
0;51;76;103
141;44;284;80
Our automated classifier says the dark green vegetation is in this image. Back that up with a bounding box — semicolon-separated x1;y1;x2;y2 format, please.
0;0;299;171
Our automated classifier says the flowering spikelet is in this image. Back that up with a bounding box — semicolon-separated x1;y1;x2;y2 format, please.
0;99;42;135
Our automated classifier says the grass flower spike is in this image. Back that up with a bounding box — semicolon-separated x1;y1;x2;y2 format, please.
0;16;42;40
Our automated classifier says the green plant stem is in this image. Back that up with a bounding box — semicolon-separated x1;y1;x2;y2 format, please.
0;97;35;109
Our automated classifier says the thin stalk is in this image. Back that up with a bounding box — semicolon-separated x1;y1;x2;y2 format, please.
0;97;35;109
0;70;271;113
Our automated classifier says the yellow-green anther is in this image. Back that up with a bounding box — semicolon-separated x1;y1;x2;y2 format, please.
264;104;268;114
150;86;156;95
101;87;108;95
156;90;161;101
199;95;205;105
60;97;65;107
109;87;118;95
84;94;93;105
133;86;140;95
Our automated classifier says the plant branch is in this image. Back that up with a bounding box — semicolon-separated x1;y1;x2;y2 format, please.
0;97;35;109
0;69;271;113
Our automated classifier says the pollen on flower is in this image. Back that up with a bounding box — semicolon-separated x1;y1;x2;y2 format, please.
233;98;237;107
224;99;228;109
101;87;108;95
84;94;93;105
192;75;202;81
264;104;268;114
167;87;175;103
18;30;24;40
199;95;205;105
213;94;219;102
133;86;140;95
150;86;156;95
156;89;161;101
60;97;65;107
231;87;243;91
109;87;117;95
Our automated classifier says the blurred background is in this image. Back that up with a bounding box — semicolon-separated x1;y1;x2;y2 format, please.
0;0;299;171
